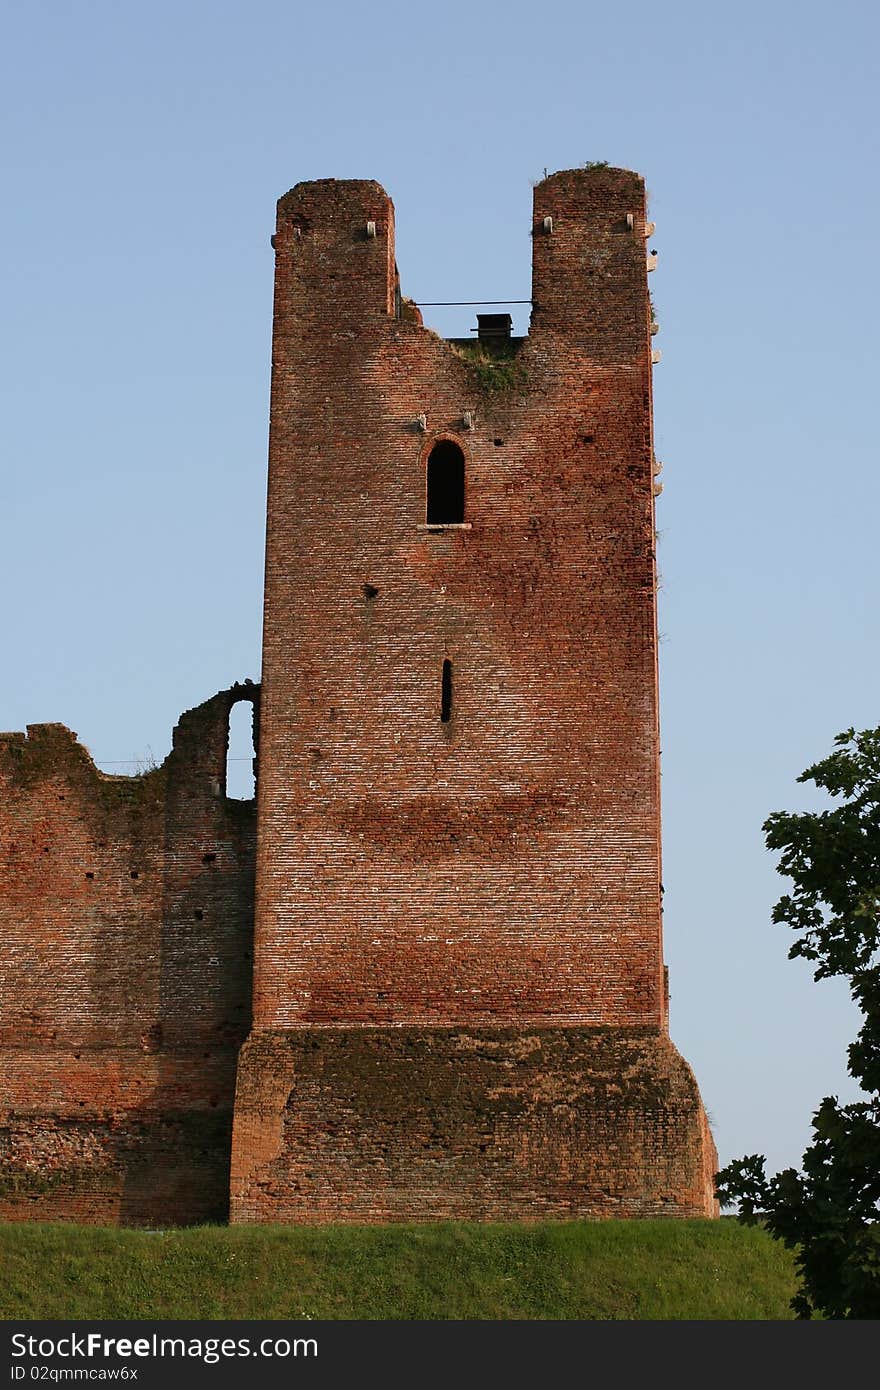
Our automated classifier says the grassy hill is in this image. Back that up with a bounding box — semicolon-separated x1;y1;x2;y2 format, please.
0;1218;797;1320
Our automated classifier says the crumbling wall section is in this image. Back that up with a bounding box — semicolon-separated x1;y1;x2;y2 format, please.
0;684;258;1226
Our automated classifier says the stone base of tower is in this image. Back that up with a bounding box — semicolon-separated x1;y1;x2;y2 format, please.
229;1026;718;1223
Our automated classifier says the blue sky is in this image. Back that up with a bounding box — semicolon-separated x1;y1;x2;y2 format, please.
3;0;878;1179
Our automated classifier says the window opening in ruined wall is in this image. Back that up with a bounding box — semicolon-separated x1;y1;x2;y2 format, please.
426;440;465;524
441;659;453;723
226;700;256;799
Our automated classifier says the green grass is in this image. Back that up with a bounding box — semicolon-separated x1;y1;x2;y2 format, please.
0;1219;797;1320
447;338;528;395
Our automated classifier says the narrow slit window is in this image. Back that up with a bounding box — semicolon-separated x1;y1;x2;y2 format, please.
441;659;453;723
426;441;465;524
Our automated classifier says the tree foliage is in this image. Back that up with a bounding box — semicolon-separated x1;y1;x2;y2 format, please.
715;727;880;1319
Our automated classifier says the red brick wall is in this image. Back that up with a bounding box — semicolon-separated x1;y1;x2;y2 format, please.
231;1027;717;1223
232;168;716;1223
0;167;717;1227
0;687;257;1225
254;169;664;1029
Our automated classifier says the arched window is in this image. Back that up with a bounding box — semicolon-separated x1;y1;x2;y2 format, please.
226;699;256;800
426;440;465;524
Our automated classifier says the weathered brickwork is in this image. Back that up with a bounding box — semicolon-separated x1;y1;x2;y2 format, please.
1;168;716;1226
0;687;257;1225
231;168;717;1221
253;171;663;1031
231;1028;716;1222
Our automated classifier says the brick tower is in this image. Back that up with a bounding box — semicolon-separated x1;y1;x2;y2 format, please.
230;167;717;1221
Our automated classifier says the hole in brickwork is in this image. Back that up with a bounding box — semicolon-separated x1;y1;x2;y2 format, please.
85;871;94;880
130;870;139;879
363;583;379;600
202;853;217;865
582;434;594;444
193;909;204;921
426;440;465;524
494;438;504;447
441;659;453;723
226;699;256;800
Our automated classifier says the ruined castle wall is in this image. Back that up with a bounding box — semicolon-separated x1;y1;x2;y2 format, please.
0;687;257;1225
0;168;716;1229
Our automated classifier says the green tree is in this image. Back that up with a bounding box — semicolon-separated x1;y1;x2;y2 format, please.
716;727;880;1319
